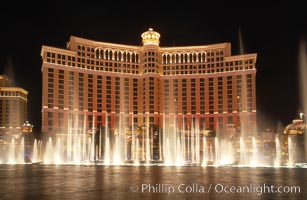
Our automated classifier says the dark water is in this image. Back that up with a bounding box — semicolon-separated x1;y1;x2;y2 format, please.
0;165;306;200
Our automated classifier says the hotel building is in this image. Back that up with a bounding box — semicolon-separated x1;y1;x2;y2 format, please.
0;75;28;136
41;28;257;137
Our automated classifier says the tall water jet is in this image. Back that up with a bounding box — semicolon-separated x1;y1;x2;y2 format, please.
141;124;145;161
176;134;183;165
73;136;82;164
32;139;39;163
104;127;110;165
298;39;307;163
8;137;16;164
124;126;128;163
151;125;154;162
158;128;162;161
274;135;281;167
239;137;246;166
214;138;219;166
104;114;110;164
99;127;102;160
112;113;127;165
33;140;42;163
209;142;214;163
3;57;16;86
181;116;186;162
195;120;200;164
238;27;245;55
251;137;258;166
82;115;87;162
145;116;150;164
237;27;254;140
87;137;92;162
165;136;171;165
66;121;72;162
113;126;122;165
72;114;80;163
191;124;195;164
17;137;25;164
187;126;190;162
134;137;140;166
202;137;208;166
219;140;235;165
54;138;62;164
90;115;96;162
172;115;178;164
44;137;54;164
181;126;186;164
288;136;295;167
130;120;135;162
164;115;176;165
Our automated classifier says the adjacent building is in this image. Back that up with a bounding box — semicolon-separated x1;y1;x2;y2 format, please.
0;75;28;137
41;28;257;137
282;119;307;164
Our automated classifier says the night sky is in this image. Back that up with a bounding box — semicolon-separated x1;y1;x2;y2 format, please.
0;1;306;132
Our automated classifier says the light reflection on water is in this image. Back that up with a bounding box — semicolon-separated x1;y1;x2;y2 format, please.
0;165;306;200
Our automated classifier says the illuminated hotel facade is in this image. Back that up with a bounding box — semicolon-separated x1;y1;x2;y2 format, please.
41;28;257;137
0;75;28;136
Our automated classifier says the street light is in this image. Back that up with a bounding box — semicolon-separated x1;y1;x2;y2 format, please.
22;121;34;163
299;112;304;120
22;121;33;134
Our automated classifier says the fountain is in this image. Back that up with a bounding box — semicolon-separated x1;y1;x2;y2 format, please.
251;137;258;166
104;125;111;165
201;137;208;166
7;138;15;164
1;109;306;167
274;135;281;167
287;136;295;167
299;39;307;163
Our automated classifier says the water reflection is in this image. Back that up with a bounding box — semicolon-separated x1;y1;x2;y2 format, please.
0;165;305;200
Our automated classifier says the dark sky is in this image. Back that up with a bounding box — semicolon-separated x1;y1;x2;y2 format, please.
0;1;306;132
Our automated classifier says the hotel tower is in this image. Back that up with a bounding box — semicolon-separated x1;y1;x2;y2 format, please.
0;75;28;137
41;28;257;137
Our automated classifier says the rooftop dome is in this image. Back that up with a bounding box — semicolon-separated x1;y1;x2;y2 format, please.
284;119;307;135
141;28;160;46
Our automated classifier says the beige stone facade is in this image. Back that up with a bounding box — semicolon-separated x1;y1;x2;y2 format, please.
0;75;28;136
41;28;257;136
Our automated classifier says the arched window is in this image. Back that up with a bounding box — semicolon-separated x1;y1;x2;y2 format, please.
100;49;104;59
175;54;179;64
172;54;175;64
172;54;175;63
118;51;122;61
132;53;136;63
95;49;100;59
166;54;170;64
123;52;127;62
184;54;188;63
202;52;207;62
114;51;118;61
127;53;131;62
193;53;197;62
105;50;109;60
163;54;166;64
109;51;113;60
136;54;139;63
